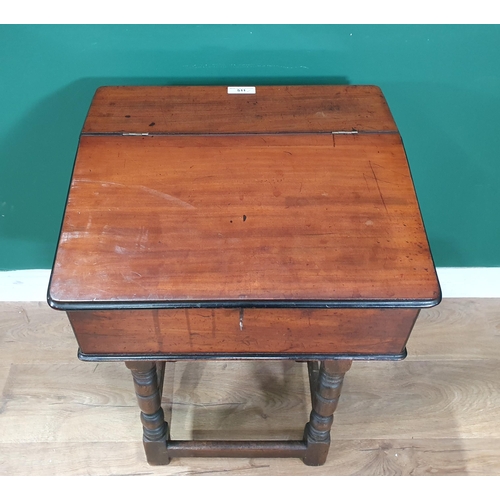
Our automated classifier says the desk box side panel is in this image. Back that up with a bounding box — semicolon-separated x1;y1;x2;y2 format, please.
67;308;419;357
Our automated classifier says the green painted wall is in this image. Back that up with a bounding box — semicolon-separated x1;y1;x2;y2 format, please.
1;25;499;270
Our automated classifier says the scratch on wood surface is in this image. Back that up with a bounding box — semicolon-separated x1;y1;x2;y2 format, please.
369;161;389;216
136;227;150;249
115;245;127;255
75;180;195;209
60;231;89;243
363;173;370;192
369;162;394;184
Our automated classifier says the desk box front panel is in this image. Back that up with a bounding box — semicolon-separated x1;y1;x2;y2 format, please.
68;308;419;356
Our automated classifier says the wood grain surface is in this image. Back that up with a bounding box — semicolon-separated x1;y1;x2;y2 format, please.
49;132;439;306
82;85;398;134
1;300;499;475
68;307;418;355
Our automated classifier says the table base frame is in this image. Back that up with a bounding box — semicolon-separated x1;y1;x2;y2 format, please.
125;358;352;466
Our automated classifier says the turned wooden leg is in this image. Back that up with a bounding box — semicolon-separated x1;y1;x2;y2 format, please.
125;361;170;465
303;359;352;466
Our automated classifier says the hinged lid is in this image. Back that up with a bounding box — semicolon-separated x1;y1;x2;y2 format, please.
48;85;441;310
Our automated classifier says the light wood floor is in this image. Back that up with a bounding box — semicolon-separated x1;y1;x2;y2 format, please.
0;299;499;476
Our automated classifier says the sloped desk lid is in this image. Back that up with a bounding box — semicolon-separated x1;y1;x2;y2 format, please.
48;86;441;310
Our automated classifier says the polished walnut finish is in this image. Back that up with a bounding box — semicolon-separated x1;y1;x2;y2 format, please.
48;85;440;466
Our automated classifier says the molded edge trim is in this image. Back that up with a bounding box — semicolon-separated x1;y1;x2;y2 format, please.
77;348;408;362
47;296;441;311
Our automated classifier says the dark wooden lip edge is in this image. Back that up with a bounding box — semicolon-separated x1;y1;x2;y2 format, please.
47;295;441;311
77;348;407;362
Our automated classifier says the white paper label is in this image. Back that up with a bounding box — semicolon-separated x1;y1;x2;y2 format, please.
227;86;256;94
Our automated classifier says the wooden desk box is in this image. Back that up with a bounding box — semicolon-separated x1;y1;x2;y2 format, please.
48;85;440;465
